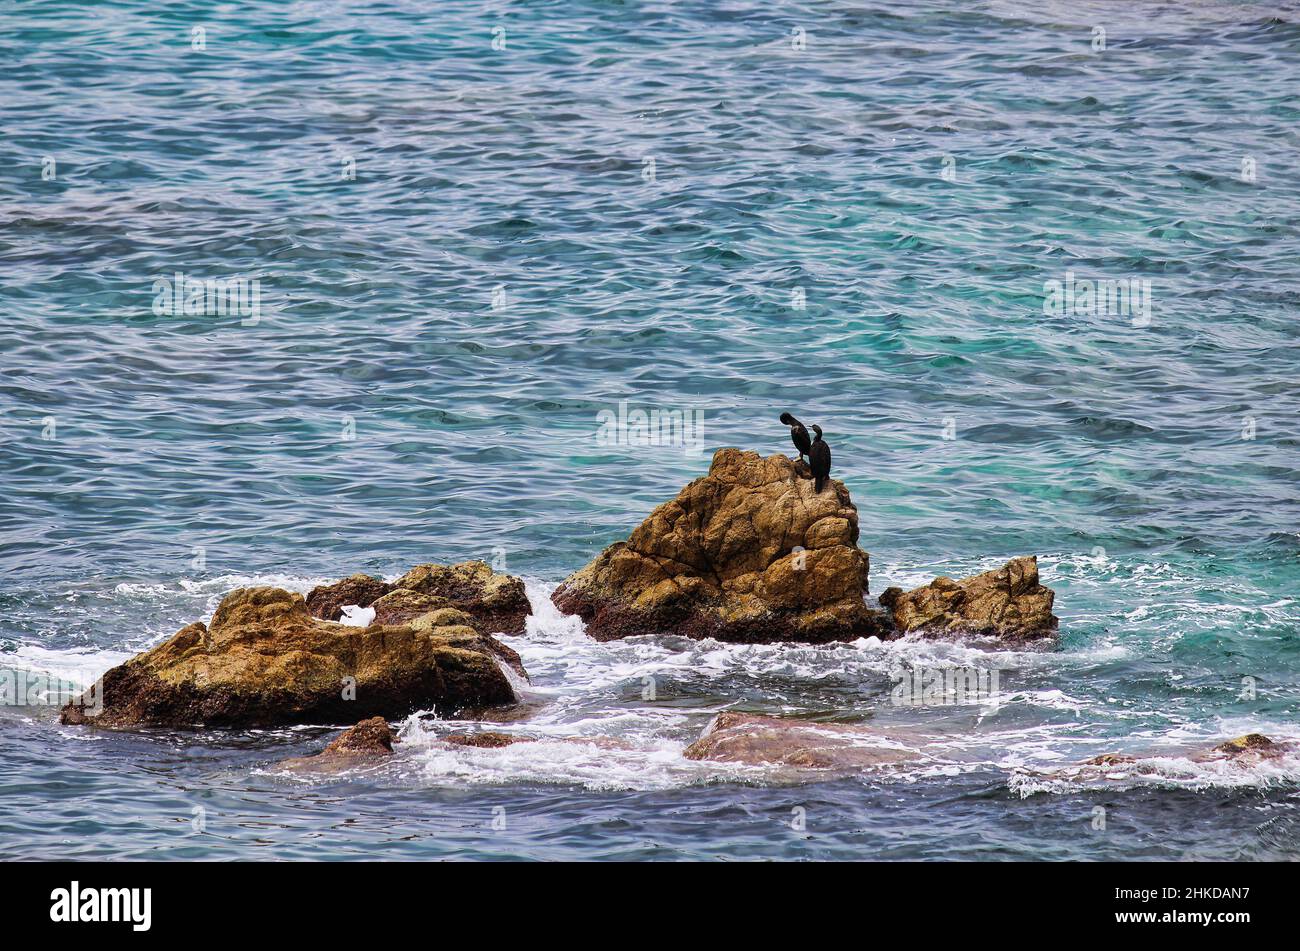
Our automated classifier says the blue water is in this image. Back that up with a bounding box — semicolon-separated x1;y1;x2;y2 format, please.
2;0;1300;860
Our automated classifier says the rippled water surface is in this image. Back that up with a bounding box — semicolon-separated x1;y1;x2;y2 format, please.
2;0;1299;860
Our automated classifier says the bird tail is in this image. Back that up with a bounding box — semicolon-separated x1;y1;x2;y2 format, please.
815;475;826;493
780;412;801;426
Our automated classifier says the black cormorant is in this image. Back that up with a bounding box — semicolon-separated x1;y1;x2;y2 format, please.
780;412;812;464
809;425;831;493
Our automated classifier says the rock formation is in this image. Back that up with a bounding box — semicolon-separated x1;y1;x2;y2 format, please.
878;555;1058;641
1078;734;1295;774
1211;733;1285;758
304;560;530;678
278;717;396;772
304;574;392;624
306;560;531;637
552;448;887;643
60;585;522;729
683;711;921;770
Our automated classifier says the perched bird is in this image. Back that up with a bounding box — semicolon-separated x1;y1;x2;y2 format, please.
779;412;812;464
808;425;831;493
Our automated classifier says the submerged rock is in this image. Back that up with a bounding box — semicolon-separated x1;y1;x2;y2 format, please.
1078;734;1296;774
552;448;887;643
1212;733;1280;756
442;731;530;749
278;717;396;772
878;555;1058;641
306;561;531;637
60;586;521;729
683;711;920;770
1083;753;1137;767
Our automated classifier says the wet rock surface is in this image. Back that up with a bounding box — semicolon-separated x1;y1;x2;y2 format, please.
306;561;531;637
442;731;531;749
278;717;397;773
683;711;921;770
60;586;521;728
552;448;888;644
878;555;1058;641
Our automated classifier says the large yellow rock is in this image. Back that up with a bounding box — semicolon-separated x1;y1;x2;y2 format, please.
552;448;885;643
60;586;520;728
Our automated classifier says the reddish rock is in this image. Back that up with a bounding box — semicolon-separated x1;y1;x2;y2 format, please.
306;574;392;621
278;717;396;773
683;711;920;770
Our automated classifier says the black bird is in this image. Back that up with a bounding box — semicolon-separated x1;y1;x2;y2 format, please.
808;425;831;493
780;412;812;464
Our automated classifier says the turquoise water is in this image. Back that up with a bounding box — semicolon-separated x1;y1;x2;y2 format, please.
2;0;1299;860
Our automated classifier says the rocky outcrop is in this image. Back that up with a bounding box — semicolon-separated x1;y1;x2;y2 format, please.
683;712;920;770
878;555;1057;641
306;561;531;637
552;448;887;643
278;717;396;772
305;574;392;622
60;586;522;729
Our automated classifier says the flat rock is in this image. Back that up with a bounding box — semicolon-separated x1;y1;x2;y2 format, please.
683;711;920;770
1076;734;1297;775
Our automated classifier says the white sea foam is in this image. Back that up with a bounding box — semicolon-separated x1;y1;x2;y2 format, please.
1005;720;1300;797
2;643;133;689
24;563;1300;796
391;579;1123;790
338;604;375;627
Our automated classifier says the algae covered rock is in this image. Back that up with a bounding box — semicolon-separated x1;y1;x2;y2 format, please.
60;586;521;728
878;555;1058;641
306;560;530;636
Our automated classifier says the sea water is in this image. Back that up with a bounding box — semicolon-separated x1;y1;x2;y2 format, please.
1;0;1299;860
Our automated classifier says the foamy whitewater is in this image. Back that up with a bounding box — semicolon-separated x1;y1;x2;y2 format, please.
8;555;1300;860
